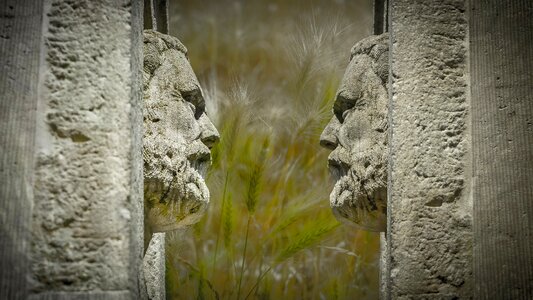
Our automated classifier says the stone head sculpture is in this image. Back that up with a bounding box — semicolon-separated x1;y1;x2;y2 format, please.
319;33;388;232
143;30;219;234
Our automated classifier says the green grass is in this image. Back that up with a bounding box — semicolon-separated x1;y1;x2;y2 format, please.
166;0;380;299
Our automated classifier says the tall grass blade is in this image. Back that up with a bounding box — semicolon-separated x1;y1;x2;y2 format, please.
223;192;234;250
236;215;252;300
211;171;230;277
274;221;340;264
245;136;270;214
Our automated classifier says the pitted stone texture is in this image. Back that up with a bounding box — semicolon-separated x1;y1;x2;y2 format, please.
143;30;219;233
320;34;388;232
31;0;142;297
387;0;472;298
141;233;166;300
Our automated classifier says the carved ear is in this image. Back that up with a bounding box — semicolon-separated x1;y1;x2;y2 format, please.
143;42;160;77
373;49;389;86
374;113;388;134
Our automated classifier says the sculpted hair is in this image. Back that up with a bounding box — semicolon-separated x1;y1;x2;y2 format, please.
143;29;188;80
350;33;389;85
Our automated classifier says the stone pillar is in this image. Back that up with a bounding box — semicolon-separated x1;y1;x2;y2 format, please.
470;1;533;299
1;0;144;299
0;1;44;299
386;0;472;298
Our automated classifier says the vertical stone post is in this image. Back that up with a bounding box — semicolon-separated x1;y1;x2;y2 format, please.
144;0;168;34
373;0;388;35
387;0;472;298
30;0;143;298
1;0;144;299
0;1;44;299
470;1;533;299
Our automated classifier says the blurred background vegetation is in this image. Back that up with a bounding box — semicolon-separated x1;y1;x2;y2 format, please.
166;0;380;299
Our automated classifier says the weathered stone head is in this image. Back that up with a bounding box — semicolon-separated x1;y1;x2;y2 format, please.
319;33;388;232
143;30;219;233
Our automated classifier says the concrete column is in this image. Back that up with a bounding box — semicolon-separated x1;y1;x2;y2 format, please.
1;0;143;299
0;1;44;299
470;1;533;299
387;0;472;298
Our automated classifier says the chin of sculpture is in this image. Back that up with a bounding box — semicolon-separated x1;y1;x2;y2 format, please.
144;164;209;232
330;175;387;232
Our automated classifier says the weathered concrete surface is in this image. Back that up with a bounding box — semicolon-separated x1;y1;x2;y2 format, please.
0;1;44;299
142;30;219;234
30;0;143;298
141;233;166;300
387;0;472;298
320;34;389;232
470;1;533;298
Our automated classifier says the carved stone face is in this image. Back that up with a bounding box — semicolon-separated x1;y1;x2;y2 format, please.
143;30;219;233
319;34;388;232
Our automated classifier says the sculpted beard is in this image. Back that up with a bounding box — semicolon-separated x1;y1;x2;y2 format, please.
144;141;210;231
330;136;387;230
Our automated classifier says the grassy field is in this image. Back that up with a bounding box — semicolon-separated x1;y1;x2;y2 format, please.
166;1;380;299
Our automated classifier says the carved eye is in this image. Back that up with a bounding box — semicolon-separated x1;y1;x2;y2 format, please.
187;102;196;115
342;109;351;121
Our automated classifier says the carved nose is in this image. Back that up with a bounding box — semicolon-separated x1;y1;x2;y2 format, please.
320;118;340;150
199;114;220;149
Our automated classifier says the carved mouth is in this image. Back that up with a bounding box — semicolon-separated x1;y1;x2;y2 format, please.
188;151;211;179
327;158;351;182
